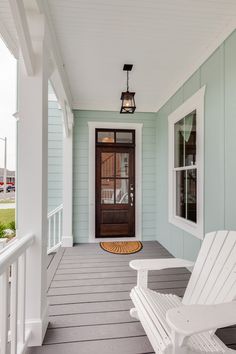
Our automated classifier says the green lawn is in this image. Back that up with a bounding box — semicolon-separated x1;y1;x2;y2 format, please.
0;199;15;204
0;209;15;226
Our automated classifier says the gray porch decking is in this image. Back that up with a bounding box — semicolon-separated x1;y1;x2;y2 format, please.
30;241;236;354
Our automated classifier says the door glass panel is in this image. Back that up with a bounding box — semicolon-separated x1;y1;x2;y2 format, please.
116;153;129;177
101;179;114;204
101;153;114;177
116;132;133;144
97;131;115;143
116;179;129;204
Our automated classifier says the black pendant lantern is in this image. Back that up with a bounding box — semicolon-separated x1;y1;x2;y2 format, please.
120;64;136;114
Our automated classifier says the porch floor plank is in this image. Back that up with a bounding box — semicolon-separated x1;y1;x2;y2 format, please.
29;241;235;354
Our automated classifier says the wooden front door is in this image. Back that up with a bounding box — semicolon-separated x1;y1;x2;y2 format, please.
95;129;135;238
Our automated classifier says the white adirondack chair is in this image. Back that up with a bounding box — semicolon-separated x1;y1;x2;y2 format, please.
130;231;236;354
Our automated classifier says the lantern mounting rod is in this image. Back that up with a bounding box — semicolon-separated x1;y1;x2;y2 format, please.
123;64;133;92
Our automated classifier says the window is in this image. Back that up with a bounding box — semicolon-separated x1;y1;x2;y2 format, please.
96;129;135;145
168;87;205;239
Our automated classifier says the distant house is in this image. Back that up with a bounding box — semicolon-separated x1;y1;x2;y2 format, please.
0;168;15;185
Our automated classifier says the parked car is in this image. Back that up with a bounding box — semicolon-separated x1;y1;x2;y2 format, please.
0;185;15;193
7;185;15;192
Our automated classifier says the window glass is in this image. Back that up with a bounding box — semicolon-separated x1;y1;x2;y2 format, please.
101;153;114;178
101;179;114;204
116;179;129;204
116;153;129;177
185;113;196;166
174;111;196;168
186;169;197;222
97;131;114;143
116;132;133;144
176;169;197;223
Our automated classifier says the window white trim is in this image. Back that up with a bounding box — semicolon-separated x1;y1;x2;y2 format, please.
168;86;205;240
88;121;143;243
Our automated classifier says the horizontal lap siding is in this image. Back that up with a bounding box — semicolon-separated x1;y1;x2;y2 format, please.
156;30;236;261
73;110;156;243
48;97;63;213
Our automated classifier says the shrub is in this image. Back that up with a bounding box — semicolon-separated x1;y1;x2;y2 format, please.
0;222;6;238
8;220;16;231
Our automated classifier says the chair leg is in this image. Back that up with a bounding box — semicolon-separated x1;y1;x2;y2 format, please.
130;307;139;320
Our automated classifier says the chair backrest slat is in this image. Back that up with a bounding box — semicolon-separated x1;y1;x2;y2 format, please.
182;231;217;304
182;231;236;306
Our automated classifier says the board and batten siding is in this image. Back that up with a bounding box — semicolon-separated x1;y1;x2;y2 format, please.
73;110;156;243
48;86;63;213
156;30;236;261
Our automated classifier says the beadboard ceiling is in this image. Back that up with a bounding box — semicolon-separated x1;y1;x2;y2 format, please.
2;0;236;112
46;0;236;112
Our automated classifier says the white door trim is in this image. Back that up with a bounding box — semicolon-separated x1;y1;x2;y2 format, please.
88;121;143;243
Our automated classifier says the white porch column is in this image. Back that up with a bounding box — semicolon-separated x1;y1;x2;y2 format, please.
62;128;73;247
17;14;49;346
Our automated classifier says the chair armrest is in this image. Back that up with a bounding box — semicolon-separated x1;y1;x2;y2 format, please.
166;302;236;337
129;258;194;271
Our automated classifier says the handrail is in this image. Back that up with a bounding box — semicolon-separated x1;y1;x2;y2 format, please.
0;234;34;275
0;236;18;256
0;233;35;354
48;203;63;218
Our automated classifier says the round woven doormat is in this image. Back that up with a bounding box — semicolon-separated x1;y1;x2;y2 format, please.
100;241;143;255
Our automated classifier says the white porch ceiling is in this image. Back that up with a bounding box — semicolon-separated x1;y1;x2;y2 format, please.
2;0;236;112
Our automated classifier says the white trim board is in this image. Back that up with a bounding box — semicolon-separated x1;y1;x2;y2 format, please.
168;86;205;240
88;121;143;243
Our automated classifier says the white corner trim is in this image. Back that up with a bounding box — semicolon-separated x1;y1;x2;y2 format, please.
88;121;143;243
156;19;236;112
168;86;205;240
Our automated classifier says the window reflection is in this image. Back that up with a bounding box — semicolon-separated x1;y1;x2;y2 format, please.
174;111;196;168
101;179;114;204
116;179;129;204
176;169;197;222
101;153;114;178
116;153;129;177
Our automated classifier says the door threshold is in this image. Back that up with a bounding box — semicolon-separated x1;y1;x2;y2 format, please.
92;236;140;243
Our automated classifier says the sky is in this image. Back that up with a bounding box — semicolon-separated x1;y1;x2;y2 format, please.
0;38;17;171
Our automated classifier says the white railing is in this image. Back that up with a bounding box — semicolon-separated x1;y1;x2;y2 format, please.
0;233;34;354
47;204;63;254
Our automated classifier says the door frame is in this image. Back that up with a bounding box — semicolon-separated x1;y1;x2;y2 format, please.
88;121;143;243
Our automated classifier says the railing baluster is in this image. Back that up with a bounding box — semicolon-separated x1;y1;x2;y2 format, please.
47;204;63;254
53;214;56;248
0;269;9;354
59;210;61;243
18;253;26;347
48;217;51;249
10;261;18;354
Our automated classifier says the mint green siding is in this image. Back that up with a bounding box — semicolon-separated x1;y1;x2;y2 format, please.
73;110;156;243
156;30;236;261
48;97;63;212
